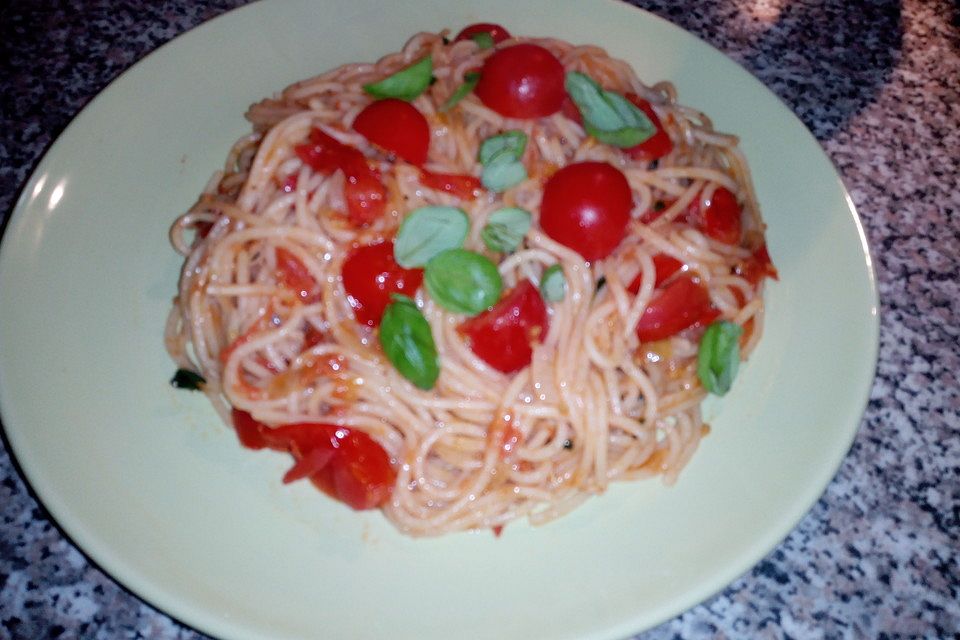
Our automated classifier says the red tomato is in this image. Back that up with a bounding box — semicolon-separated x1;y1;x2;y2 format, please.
474;44;566;119
635;275;718;342
736;243;779;285
419;169;482;200
688;186;742;245
459;280;548;374
276;247;321;303
624;93;674;162
627;253;685;293
560;94;583;124
539;161;633;261
295;128;386;226
352;99;430;166
454;23;512;44
341;241;424;327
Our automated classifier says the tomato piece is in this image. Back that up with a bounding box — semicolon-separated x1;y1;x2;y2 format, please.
275;247;322;303
454;23;512;44
459;280;548;374
624;94;674;162
231;408;270;449
560;94;583;124
737;243;779;285
353;99;430;166
341;241;424;327
635;275;717;342
539;161;633;261
627;253;685;293
474;44;566;119
419;169;482;200
294;128;386;226
688;186;742;245
328;430;397;510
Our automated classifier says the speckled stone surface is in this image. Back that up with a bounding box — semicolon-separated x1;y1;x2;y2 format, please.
1;0;958;638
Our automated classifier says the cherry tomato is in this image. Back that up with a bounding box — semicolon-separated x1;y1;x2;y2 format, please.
459;280;548;374
635;275;718;342
624;93;674;162
454;23;512;44
419;169;483;200
736;243;778;285
627;253;685;293
474;44;566;119
540;161;633;261
560;94;583;124
341;241;424;327
688;186;742;245
352;99;430;166
295;128;386;226
276;247;322;303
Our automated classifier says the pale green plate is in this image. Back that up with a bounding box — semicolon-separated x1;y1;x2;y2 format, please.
0;1;878;638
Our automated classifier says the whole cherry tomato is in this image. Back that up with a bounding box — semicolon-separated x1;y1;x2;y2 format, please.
459;280;548;374
624;93;674;163
454;23;512;44
688;186;742;245
352;99;430;166
635;275;718;342
341;241;424;327
539;161;633;261
474;44;566;119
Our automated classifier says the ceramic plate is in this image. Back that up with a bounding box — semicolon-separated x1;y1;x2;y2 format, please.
0;1;878;638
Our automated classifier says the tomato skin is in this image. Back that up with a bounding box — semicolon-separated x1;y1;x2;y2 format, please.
276;247;322;303
737;243;778;285
688;186;742;245
627;253;685;293
635;275;717;342
352;99;430;166
539;161;633;261
419;169;482;200
454;23;512;44
341;241;424;327
474;44;566;118
624;94;674;162
459;280;548;374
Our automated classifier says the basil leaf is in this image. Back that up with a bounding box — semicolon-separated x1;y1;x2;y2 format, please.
470;32;495;50
379;295;440;390
363;55;433;101
697;320;744;396
440;71;481;112
565;71;656;148
394;205;470;268
170;368;206;391
481;160;527;192
481;207;532;252
425;249;503;315
479;130;527;165
540;264;566;302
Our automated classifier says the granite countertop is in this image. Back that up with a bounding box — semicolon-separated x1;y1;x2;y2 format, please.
1;0;957;638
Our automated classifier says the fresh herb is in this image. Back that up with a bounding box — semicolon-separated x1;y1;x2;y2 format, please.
393;205;470;268
565;71;656;148
479;130;528;193
379;294;440;390
470;32;495;50
481;207;532;252
697;320;743;396
425;249;503;315
540;264;566;302
441;71;481;112
170;368;206;391
363;55;433;101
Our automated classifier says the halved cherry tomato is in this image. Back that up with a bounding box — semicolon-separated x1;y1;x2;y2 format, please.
454;23;512;44
474;44;566;119
295;128;386;226
459;280;548;374
230;409;396;510
540;161;633;261
560;94;583;124
736;243;778;285
688;186;742;245
627;253;685;293
635;275;718;342
419;169;482;200
624;93;673;162
352;99;430;166
276;247;321;303
341;241;424;327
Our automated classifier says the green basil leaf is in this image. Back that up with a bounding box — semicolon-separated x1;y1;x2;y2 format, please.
565;71;656;148
481;160;527;192
479;130;527;165
440;71;481;112
697;320;744;396
394;205;470;268
170;368;206;391
363;55;433;101
481;207;532;252
425;249;503;315
540;264;566;302
379;295;440;390
470;32;495;50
